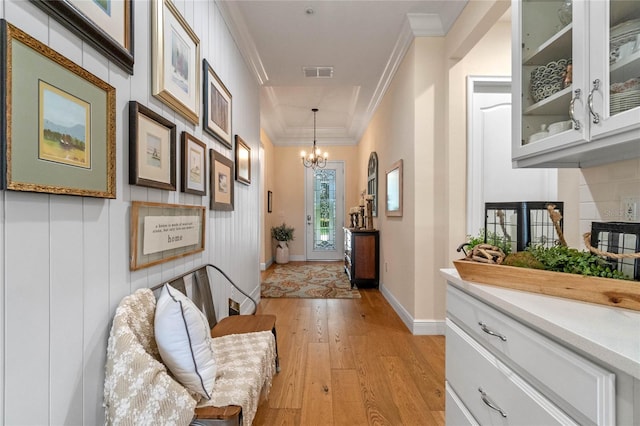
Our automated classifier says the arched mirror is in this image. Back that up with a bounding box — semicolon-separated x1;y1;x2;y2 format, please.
367;152;378;217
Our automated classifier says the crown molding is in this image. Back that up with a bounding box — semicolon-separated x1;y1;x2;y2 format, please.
215;0;268;85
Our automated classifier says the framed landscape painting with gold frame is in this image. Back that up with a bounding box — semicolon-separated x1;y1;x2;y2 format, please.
151;0;200;124
210;149;234;211
203;59;232;148
1;20;116;198
30;0;134;74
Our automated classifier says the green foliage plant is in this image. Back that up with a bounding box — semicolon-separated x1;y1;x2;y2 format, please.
271;223;295;242
525;245;630;280
467;228;512;255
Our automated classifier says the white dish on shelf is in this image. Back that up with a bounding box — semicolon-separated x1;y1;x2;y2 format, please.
528;130;549;144
548;120;573;135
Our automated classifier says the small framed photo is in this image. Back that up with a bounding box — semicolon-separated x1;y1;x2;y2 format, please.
210;149;234;211
129;101;176;191
203;59;232;148
181;132;206;196
267;190;273;213
386;159;403;217
235;135;251;185
30;0;134;74
151;0;200;124
1;20;116;198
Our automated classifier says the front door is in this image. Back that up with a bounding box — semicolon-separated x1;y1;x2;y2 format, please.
304;162;345;260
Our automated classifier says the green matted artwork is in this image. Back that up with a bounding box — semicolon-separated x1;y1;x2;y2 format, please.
1;20;116;198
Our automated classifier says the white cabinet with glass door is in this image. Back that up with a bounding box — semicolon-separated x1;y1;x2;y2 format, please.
512;0;640;168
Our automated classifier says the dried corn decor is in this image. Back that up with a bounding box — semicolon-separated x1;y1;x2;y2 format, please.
465;244;506;264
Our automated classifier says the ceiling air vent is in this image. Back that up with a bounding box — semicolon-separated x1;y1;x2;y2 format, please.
303;66;334;78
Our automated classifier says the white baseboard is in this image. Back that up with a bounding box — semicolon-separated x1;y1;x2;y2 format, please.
379;283;445;335
260;258;273;271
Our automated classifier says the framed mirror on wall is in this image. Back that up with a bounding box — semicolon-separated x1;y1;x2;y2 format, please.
386;159;403;217
367;152;378;216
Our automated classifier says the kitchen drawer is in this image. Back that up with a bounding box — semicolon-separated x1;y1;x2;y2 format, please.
447;285;615;425
446;381;479;426
446;319;578;425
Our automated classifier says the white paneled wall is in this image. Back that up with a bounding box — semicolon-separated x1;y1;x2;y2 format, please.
0;1;261;424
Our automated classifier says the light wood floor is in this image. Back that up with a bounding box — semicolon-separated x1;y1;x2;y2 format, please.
254;263;445;425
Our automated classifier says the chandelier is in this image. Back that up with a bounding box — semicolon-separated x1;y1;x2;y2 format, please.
301;108;328;169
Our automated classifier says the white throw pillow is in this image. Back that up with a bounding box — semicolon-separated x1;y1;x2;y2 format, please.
155;283;216;399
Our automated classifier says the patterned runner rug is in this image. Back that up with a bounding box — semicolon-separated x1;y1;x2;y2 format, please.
261;263;361;299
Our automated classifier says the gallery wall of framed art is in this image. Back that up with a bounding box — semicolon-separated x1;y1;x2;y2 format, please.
0;3;263;423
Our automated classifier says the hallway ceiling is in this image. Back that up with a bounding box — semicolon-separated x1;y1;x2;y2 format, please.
217;0;468;146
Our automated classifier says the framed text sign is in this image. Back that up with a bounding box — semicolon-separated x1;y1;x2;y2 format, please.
130;201;206;270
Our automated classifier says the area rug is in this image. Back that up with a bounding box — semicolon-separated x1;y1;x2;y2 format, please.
261;263;361;299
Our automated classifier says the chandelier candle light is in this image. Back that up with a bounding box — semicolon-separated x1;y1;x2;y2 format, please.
301;108;328;169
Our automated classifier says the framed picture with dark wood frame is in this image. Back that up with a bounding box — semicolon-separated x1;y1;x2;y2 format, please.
203;59;232;148
267;190;273;213
210;149;234;211
130;201;206;270
235;135;251;185
181;132;206;196
30;0;134;74
1;20;116;198
129;101;176;190
151;0;200;124
385;159;403;217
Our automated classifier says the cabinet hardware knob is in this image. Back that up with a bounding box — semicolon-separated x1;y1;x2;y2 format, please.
478;321;507;341
569;88;582;130
478;387;508;418
588;79;600;124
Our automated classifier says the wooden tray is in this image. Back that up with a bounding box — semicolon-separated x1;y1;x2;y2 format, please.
453;260;640;312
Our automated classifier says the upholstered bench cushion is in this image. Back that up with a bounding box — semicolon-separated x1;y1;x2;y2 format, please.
198;331;276;426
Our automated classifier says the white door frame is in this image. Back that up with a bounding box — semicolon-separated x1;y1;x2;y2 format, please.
467;76;512;235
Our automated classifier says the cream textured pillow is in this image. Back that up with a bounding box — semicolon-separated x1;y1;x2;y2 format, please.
155;283;217;399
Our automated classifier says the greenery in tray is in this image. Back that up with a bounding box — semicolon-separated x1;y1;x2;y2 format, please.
504;245;631;280
466;228;512;255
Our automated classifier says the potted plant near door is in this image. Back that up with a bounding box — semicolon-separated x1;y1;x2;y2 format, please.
271;223;295;264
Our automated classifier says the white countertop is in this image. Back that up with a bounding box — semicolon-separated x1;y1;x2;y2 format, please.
441;268;640;380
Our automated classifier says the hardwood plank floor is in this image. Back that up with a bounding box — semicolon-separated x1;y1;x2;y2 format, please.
254;263;445;425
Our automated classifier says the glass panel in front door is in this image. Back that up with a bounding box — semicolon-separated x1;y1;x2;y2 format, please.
313;169;336;251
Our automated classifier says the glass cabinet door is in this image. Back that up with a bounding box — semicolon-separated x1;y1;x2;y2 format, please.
589;0;640;140
513;0;588;162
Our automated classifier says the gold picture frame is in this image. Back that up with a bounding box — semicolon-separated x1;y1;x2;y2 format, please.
235;135;251;185
151;0;200;124
203;59;232;148
130;201;206;270
1;20;116;198
386;159;403;217
210;149;234;211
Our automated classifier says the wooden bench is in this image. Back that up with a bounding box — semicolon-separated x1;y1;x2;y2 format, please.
151;264;278;425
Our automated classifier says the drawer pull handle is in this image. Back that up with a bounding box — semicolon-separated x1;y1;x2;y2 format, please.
478;387;507;418
478;321;507;341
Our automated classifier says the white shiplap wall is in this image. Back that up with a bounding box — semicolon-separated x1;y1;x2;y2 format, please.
0;1;262;424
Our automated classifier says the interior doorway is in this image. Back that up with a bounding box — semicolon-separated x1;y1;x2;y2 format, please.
466;76;557;236
304;161;345;260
